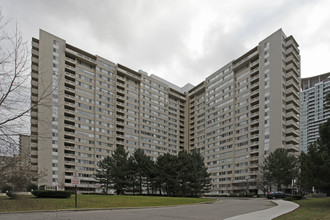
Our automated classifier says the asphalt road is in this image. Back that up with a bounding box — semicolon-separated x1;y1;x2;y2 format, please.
0;198;275;220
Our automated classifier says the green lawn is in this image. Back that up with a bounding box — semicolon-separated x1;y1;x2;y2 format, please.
0;195;215;212
276;197;330;220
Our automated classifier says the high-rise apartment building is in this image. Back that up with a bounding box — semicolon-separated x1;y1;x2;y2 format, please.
300;73;330;153
31;29;300;194
187;29;300;194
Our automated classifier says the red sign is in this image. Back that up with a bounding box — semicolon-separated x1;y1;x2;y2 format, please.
71;172;80;185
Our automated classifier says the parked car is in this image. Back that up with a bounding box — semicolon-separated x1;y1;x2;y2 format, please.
266;191;287;199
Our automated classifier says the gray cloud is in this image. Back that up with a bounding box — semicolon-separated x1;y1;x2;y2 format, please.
1;0;329;87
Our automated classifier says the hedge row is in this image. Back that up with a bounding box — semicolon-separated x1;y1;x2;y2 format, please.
31;190;72;198
284;194;304;201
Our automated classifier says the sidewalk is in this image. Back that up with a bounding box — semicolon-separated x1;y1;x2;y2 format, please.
224;199;299;220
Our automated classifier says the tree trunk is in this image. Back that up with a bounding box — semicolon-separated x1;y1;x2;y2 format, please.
147;178;150;195
139;175;142;195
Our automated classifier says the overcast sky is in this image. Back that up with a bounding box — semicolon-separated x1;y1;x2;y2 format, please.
1;0;330;87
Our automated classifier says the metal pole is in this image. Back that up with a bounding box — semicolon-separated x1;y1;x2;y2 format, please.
75;185;77;208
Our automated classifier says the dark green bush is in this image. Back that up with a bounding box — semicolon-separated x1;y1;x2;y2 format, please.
6;191;18;199
292;194;304;200
31;190;71;198
1;185;13;193
284;194;304;201
229;192;255;197
26;183;38;192
38;185;46;190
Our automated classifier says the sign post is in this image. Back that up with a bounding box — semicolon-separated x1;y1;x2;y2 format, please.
71;171;80;208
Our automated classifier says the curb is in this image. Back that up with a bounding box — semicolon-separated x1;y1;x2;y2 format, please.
224;199;299;220
0;198;219;215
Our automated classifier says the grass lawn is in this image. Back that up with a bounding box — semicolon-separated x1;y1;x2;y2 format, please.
0;195;215;212
275;197;330;220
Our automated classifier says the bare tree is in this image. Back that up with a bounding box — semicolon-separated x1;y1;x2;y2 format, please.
0;153;40;191
0;9;51;190
0;9;54;153
0;9;30;155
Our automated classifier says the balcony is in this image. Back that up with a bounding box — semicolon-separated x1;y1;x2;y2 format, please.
65;92;75;99
65;101;75;108
286;54;300;65
250;112;259;119
286;120;300;130
286;70;299;83
65;79;75;86
116;134;124;138
65;87;75;93
64;160;75;165
64;123;75;129
116;108;125;113
286;57;300;69
250;89;259;97
249;170;258;174
250;126;259;132
286;103;299;112
65;130;75;136
76;52;96;64
233;50;258;70
285;41;300;54
65;57;76;64
65;71;75;78
251;82;259;90
116;114;124;119
65;168;75;172
250;119;259;126
286;127;300;137
117;82;125;88
287;137;300;145
286;95;299;107
64;145;75;151
250;74;259;83
65;48;78;56
286;63;299;75
117;87;125;94
250;97;259;105
31;57;39;64
286;112;299;122
249;156;259;162
250;60;259;68
250;104;259;111
117;75;125;81
116;140;124;144
250;134;259;139
285;144;300;152
250;67;259;75
286;47;300;60
64;108;75;115
233;57;249;70
116;101;124;107
286;80;300;92
64;153;75;158
65;64;75;72
250;141;259;147
286;84;300;94
250;148;259;153
64;137;75;143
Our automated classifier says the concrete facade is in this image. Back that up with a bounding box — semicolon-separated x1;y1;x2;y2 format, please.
31;29;300;194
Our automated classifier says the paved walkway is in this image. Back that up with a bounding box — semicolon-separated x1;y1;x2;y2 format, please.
225;199;299;220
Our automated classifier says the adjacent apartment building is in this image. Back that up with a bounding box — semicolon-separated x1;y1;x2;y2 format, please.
300;73;330;152
30;29;300;194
